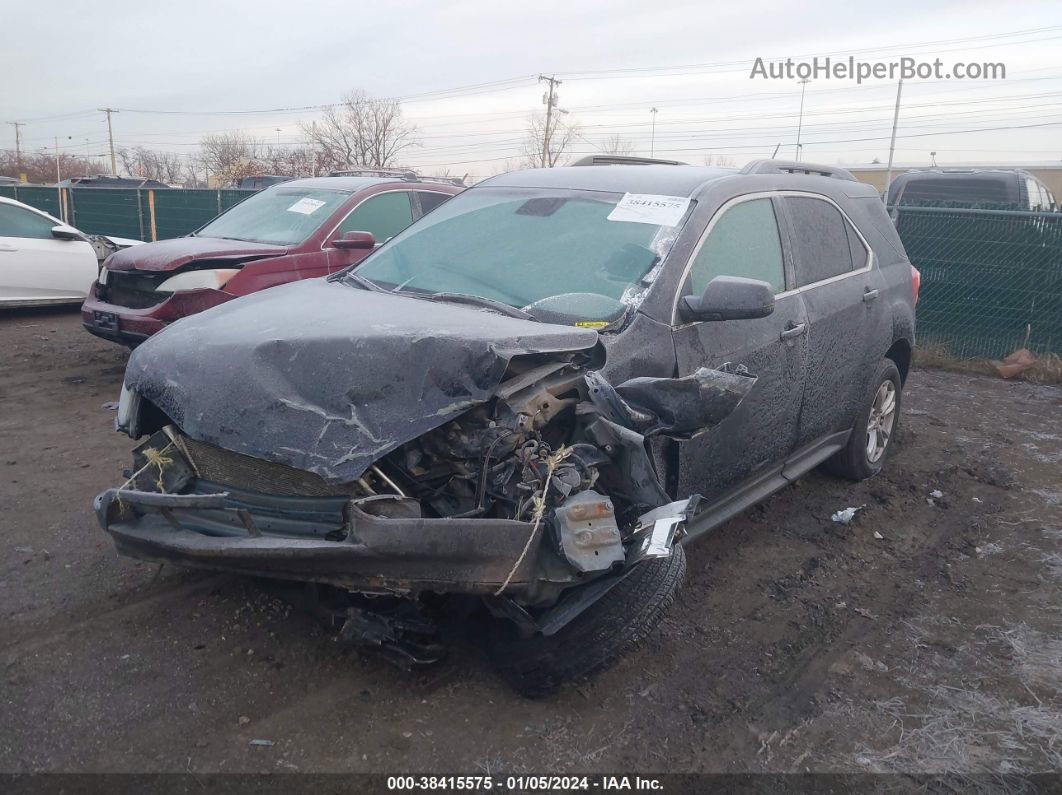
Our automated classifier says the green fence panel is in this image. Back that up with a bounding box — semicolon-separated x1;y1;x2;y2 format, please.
0;186;16;201
896;206;1062;359
67;188;144;239
5;185;63;219
219;189;253;212
149;189;237;240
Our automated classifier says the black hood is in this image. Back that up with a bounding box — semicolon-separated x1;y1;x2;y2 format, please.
124;279;599;482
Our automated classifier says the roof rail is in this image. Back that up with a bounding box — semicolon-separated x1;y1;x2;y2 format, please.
569;154;687;167
740;160;857;182
328;167;419;179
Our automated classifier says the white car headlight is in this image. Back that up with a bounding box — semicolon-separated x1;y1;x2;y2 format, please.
98;266;109;285
156;268;239;292
116;384;141;435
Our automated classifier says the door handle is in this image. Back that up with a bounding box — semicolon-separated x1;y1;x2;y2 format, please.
0;243;17;252
863;288;880;303
780;322;806;341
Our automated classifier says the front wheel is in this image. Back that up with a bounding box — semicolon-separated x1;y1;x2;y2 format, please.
487;545;687;698
824;358;902;481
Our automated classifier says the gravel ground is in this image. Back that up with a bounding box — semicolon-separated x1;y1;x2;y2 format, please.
1;306;1060;780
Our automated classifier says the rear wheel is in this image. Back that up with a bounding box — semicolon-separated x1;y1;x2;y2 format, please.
825;358;902;481
488;545;686;698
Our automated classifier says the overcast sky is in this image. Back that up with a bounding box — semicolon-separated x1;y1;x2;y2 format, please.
4;0;1061;178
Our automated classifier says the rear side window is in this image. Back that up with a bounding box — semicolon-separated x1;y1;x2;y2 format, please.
337;192;414;241
416;191;452;217
688;198;785;295
786;197;863;286
0;204;56;240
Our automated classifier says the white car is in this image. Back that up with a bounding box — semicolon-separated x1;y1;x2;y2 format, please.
0;197;140;307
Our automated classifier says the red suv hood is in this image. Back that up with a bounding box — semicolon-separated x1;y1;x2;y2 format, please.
105;236;289;272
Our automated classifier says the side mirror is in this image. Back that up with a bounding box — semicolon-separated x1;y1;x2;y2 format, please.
51;224;83;241
332;230;375;250
680;275;775;322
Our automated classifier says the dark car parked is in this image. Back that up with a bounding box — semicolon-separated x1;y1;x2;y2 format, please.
886;168;1056;210
97;158;918;695
82;175;462;347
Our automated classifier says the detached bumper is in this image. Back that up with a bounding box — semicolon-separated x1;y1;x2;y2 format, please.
95;488;542;594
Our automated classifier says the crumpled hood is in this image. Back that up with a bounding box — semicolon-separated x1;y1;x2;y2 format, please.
105;236;289;272
124;278;599;482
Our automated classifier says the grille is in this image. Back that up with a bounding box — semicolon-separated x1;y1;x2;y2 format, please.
178;435;354;497
101;271;171;309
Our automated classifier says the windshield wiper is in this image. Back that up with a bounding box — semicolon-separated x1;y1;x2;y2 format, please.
421;292;537;321
343;272;388;292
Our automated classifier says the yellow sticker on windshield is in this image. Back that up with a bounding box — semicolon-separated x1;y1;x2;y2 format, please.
575;321;610;329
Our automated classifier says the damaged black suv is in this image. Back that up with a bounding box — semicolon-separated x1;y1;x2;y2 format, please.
98;158;917;695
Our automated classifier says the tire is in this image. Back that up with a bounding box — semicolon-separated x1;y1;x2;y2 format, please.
824;358;902;481
488;544;687;698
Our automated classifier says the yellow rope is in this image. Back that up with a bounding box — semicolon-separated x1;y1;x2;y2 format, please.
115;441;176;499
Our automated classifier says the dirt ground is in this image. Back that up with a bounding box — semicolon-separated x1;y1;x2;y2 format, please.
1;307;1060;779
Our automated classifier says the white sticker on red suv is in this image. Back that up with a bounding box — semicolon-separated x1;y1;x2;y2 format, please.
607;193;690;227
286;197;326;215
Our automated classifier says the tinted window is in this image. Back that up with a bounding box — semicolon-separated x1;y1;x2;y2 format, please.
0;204;56;240
416;191;451;217
688;198;785;295
900;177;1015;204
337;192;413;242
786;197;857;286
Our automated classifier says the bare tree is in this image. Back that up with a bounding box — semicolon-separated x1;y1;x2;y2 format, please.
0;148;108;184
520;113;579;168
301;90;418;172
601;135;636;156
198;132;264;185
117;147;186;184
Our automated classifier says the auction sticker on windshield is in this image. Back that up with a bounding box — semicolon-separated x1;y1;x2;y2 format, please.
607;193;690;227
286;197;327;215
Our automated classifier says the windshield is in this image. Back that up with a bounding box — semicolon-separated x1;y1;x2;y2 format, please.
196;187;349;246
349;186;690;323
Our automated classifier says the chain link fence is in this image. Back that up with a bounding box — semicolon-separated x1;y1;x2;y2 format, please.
895;205;1062;361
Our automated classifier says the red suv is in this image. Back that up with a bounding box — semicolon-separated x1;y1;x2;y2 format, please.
82;175;462;347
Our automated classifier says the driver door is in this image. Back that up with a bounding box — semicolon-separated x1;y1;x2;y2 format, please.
671;195;808;502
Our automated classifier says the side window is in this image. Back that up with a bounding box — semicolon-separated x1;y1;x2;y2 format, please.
336;192;414;242
0;204;57;240
688;198;785;296
1024;178;1041;210
786;197;861;286
416;191;451;217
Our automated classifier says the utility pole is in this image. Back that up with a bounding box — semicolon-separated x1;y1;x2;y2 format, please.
883;78;904;206
7;122;24;178
794;79;810;161
99;108;118;176
538;75;561;168
54;136;64;221
649;107;658;157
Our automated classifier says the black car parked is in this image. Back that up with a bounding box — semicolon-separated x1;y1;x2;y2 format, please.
97;158;918;695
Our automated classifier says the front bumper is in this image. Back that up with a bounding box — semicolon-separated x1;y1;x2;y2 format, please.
81;283;234;346
95;487;544;595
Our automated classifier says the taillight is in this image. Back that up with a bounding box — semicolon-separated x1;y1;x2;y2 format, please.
911;265;921;304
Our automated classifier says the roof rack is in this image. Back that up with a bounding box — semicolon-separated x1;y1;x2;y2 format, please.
329;167;419;179
570;155;687;167
326;167;465;187
740;160;857;182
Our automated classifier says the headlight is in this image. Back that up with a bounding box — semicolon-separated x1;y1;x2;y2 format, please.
116;384;141;436
98;266;109;285
156;268;239;292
